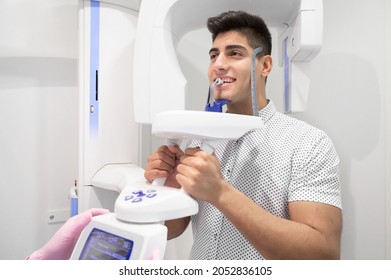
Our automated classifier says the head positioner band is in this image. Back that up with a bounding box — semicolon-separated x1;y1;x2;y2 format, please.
251;47;263;116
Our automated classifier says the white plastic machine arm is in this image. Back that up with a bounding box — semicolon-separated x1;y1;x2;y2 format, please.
114;110;264;223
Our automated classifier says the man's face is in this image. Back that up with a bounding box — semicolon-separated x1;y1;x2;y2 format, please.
208;30;259;114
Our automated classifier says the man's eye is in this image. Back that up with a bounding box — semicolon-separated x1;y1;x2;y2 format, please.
210;53;218;60
231;50;242;56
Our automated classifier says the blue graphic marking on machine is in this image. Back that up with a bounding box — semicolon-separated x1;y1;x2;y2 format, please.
89;1;100;137
125;189;158;203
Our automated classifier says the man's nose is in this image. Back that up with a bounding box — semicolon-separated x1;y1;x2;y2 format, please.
213;53;228;71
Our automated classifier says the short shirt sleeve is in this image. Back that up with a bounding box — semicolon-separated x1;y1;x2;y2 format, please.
288;130;342;209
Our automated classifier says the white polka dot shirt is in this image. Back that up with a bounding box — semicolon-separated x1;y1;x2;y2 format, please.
189;100;341;260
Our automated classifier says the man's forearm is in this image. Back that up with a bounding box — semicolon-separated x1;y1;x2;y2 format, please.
165;216;191;240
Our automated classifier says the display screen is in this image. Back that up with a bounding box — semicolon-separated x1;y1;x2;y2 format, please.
79;228;134;260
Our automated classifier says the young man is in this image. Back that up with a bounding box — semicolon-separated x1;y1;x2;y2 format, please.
144;10;342;260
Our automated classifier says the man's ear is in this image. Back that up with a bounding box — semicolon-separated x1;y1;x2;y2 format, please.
261;55;273;78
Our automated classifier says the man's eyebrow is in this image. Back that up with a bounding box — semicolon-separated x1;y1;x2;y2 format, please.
209;47;219;54
209;45;248;55
226;44;247;52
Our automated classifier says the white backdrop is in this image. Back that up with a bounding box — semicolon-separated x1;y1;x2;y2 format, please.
0;0;79;258
0;0;389;259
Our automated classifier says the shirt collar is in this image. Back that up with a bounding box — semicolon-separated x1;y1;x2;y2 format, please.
258;99;276;124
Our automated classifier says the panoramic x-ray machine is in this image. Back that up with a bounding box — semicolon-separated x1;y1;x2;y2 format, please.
71;0;323;260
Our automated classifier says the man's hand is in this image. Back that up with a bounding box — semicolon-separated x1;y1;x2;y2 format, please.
144;145;184;188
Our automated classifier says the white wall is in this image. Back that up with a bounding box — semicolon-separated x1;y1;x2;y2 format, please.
301;0;386;259
0;0;79;259
309;0;387;257
0;0;389;260
385;0;391;259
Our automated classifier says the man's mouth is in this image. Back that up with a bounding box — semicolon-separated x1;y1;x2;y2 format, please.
215;78;236;85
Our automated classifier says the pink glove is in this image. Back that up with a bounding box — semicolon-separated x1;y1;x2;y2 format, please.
28;208;110;260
